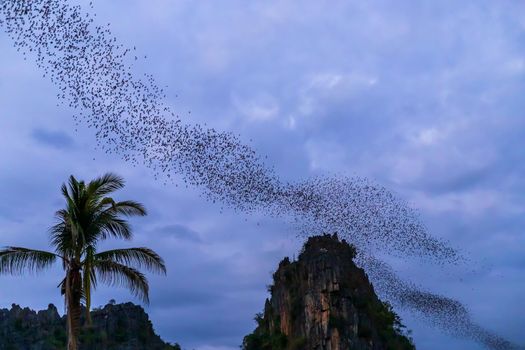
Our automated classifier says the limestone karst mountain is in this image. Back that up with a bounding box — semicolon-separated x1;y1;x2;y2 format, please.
0;302;179;350
243;234;415;350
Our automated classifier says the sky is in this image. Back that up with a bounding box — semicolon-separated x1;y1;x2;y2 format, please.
1;0;524;349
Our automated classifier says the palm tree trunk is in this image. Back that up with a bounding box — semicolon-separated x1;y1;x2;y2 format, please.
66;266;82;350
85;279;92;326
84;247;94;326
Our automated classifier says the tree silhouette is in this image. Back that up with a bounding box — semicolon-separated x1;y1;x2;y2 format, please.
0;173;166;350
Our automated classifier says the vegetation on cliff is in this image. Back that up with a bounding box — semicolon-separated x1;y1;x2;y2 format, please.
0;301;180;350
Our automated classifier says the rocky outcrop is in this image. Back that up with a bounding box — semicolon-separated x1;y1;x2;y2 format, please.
0;302;180;350
243;234;415;350
0;303;62;350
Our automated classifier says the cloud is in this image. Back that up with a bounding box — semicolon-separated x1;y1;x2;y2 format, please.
155;224;203;243
232;92;280;121
31;128;74;149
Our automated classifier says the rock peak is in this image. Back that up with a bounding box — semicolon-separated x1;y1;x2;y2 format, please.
243;234;415;350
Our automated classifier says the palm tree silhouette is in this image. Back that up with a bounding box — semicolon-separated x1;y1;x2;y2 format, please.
0;173;166;350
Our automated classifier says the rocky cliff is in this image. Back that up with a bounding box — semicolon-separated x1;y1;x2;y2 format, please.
243;234;415;350
0;302;180;350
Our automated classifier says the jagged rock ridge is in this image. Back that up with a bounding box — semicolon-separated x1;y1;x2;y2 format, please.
0;302;180;350
243;234;415;350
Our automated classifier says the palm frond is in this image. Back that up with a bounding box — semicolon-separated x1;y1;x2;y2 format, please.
96;197;116;209
0;247;57;275
61;183;71;202
95;260;150;303
108;200;147;217
67;175;81;203
94;248;166;274
57;276;66;295
96;214;133;240
50;210;74;256
87;173;125;197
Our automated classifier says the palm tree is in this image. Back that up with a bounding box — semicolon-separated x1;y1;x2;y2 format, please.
0;173;166;350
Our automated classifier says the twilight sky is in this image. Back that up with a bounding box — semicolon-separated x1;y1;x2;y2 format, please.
1;0;524;349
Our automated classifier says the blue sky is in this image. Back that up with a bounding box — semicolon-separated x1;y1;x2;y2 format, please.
1;0;524;349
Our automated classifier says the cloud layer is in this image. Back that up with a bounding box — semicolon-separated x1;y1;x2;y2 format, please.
0;0;524;349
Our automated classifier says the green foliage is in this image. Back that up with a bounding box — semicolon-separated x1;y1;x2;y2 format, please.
50;327;67;346
138;325;151;344
0;303;181;350
242;331;288;350
328;315;346;332
357;300;415;349
0;247;57;275
79;327;105;346
115;316;132;343
243;308;288;350
243;305;309;350
13;318;24;331
288;336;306;350
243;328;309;350
358;321;373;339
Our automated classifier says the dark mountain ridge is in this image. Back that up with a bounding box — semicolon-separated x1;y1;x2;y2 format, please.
0;302;179;350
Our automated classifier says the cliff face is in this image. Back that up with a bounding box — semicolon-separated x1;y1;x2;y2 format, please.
0;302;179;350
243;234;415;350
